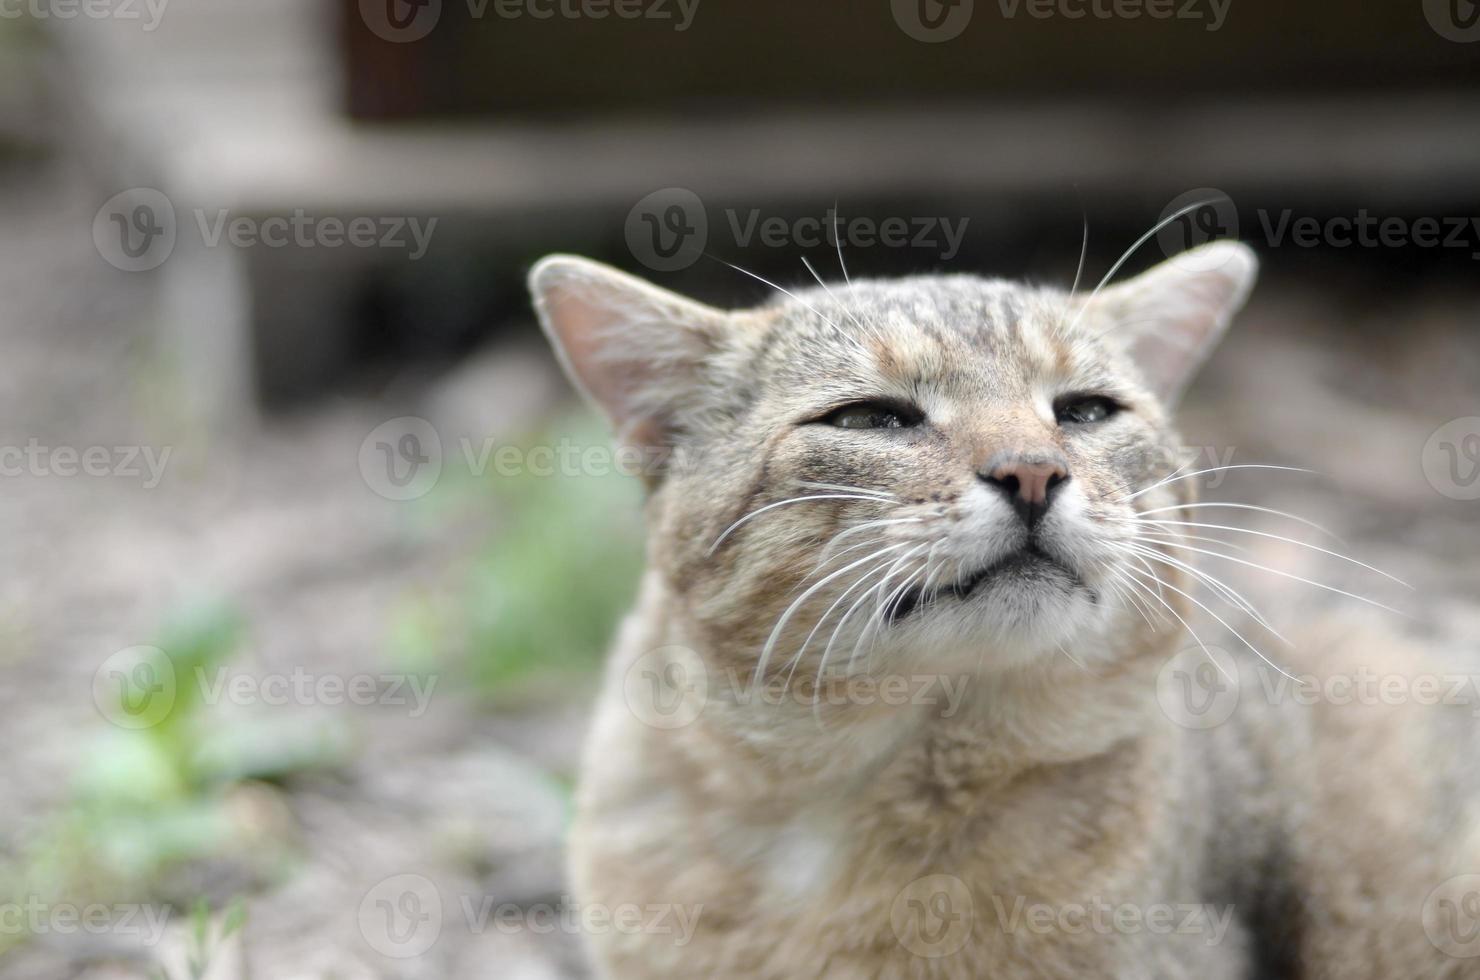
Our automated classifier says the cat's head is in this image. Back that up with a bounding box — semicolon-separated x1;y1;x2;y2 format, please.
530;242;1256;684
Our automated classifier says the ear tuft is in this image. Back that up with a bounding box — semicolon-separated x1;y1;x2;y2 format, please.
1089;241;1258;408
528;255;729;450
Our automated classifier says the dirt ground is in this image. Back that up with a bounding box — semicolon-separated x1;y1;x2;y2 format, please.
1;163;1478;978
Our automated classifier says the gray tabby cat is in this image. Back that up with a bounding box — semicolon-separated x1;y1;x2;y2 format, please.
529;240;1479;978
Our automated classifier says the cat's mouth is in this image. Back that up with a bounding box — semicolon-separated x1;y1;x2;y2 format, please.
884;543;1089;624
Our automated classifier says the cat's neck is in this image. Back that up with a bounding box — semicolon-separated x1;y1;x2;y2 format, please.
631;572;1175;805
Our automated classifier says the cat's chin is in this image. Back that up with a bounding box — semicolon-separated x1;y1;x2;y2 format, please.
886;561;1114;672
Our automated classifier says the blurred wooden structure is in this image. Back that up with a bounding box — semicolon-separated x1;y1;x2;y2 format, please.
50;0;1480;423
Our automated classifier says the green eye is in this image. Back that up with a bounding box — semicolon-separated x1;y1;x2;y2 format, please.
822;400;923;430
1054;394;1122;425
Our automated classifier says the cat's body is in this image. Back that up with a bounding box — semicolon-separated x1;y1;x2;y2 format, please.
530;245;1480;978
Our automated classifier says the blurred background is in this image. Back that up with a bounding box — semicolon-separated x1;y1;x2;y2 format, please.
0;1;1477;976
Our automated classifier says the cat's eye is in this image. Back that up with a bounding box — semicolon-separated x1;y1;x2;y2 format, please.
1054;394;1122;425
821;400;923;430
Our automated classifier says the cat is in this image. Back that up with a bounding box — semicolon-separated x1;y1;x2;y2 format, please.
528;239;1480;978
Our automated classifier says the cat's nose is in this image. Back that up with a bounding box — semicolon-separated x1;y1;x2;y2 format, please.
979;455;1070;529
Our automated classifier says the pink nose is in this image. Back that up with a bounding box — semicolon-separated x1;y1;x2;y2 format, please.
981;457;1070;528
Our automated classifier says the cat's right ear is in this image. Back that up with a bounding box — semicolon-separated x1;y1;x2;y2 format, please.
528;255;730;449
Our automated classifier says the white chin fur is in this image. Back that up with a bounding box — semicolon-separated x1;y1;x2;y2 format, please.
888;574;1115;674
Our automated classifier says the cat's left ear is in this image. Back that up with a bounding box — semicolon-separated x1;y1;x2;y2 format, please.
528;254;731;451
1085;241;1258;408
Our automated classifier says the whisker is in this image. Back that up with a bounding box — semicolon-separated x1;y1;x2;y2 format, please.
1127;541;1286;641
1116;561;1229;681
753;542;911;693
1065;198;1226;336
1124;464;1318;502
1124;560;1296;681
784;548;903;692
1104;565;1162;630
1123;517;1409;589
797;480;897;499
1132;501;1343;542
814;518;924;571
1130;529;1253;554
1053;641;1091;673
845;544;930;674
1132;537;1407;617
855;555;932;678
709;493;886;555
801;256;871;337
716;257;845;332
832;206;853;287
1068;209;1090;300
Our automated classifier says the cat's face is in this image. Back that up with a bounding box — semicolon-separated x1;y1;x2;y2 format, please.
532;243;1256;683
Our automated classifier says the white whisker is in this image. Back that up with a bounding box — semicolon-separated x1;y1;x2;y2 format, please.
753;542;911;694
709;493;886;555
1124;517;1409;588
1132;537;1406;617
1125;464;1317;502
1133;501;1342;541
1065;199;1227;336
719;258;844;332
1124;561;1296;681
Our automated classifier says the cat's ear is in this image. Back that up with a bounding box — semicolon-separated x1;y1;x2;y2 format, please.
529;254;729;448
1086;241;1258;408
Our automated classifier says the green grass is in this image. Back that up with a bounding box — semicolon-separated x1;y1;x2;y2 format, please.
390;413;647;700
2;602;304;957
